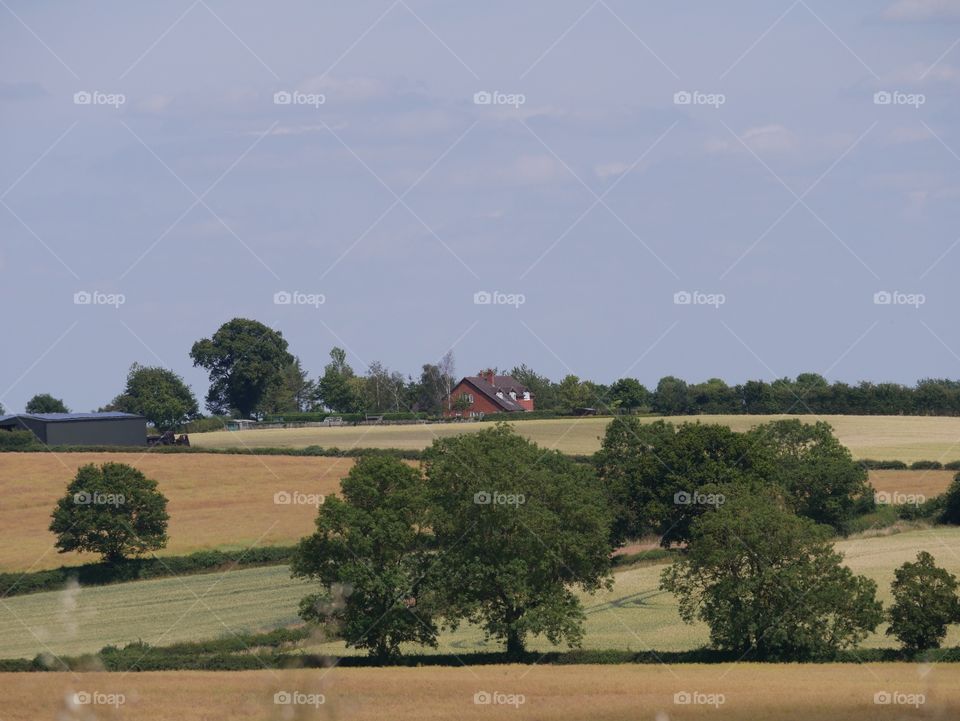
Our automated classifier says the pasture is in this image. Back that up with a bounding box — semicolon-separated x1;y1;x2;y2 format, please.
4;528;959;660
0;452;352;572
192;414;960;462
0;664;955;721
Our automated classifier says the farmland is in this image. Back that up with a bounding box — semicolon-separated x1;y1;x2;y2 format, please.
0;664;955;721
192;414;960;462
0;452;351;572
0;444;955;571
4;528;959;660
0;451;954;575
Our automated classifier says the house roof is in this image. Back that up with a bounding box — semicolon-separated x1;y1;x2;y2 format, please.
459;375;530;412
0;412;145;425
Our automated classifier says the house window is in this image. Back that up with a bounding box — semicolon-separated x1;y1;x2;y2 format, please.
523;391;531;401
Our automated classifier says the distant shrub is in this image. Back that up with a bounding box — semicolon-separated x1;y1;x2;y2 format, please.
858;459;908;470
909;460;943;470
0;430;39;450
944;461;960;471
941;475;960;525
179;416;229;433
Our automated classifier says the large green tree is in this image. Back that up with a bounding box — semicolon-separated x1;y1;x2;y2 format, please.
189;318;293;418
661;493;882;660
291;456;437;660
607;378;650;412
258;357;317;416
424;424;612;655
49;463;169;564
595;418;768;547
886;551;960;654
104;363;199;430
25;393;69;414
317;347;360;413
747;419;873;531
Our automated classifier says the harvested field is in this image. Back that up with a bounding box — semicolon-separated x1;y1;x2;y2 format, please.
0;664;955;720
0;452;352;572
191;415;960;462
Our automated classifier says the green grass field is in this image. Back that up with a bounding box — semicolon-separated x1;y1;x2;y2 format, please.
192;414;960;462
5;527;959;660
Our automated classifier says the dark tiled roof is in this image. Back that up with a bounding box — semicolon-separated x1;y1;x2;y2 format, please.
462;375;530;412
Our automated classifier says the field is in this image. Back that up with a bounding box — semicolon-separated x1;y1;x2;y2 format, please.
1;451;955;575
0;664;956;721
0;452;353;572
192;414;960;461
4;528;959;660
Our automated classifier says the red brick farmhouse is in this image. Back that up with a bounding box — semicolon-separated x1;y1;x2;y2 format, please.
444;370;535;418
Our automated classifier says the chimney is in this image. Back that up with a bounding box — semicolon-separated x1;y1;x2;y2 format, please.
484;369;496;386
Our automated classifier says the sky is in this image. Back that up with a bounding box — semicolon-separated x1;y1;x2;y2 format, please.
2;0;960;413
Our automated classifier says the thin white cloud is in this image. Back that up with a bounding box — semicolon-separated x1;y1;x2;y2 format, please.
882;0;960;21
594;161;631;179
707;124;798;154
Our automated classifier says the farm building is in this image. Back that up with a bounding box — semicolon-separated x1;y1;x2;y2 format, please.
0;412;147;446
443;370;534;418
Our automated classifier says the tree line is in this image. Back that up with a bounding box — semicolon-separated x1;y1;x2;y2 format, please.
8;316;960;427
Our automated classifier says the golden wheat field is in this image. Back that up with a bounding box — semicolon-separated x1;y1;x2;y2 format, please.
0;664;955;721
192;415;960;461
0;451;955;574
0;452;353;572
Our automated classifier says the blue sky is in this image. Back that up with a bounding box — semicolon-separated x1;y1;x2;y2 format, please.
2;0;960;412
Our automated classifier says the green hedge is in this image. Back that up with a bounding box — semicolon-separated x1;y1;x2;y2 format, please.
14;635;960;671
0;430;40;450
0;546;295;599
858;459;909;470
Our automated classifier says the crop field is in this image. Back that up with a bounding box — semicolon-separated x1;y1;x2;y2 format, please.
0;664;956;721
1;448;953;576
0;452;352;572
4;528;959;660
192;414;960;462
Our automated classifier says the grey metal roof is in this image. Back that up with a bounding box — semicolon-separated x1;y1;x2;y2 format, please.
0;412;145;424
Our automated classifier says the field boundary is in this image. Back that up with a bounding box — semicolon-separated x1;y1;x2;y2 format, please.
0;547;296;599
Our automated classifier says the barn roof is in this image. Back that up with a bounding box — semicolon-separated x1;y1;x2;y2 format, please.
0;412;145;424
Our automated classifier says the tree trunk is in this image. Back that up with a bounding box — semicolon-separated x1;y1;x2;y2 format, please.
506;628;525;657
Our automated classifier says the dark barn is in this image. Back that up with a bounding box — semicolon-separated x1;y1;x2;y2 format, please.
0;412;147;446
